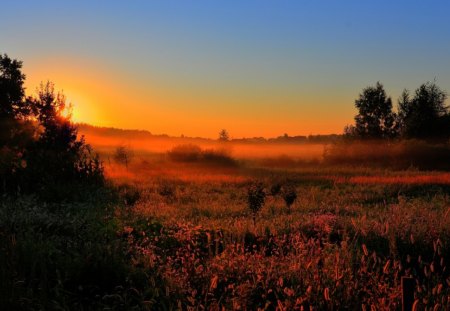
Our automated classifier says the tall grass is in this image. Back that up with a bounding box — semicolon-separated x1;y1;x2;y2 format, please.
0;185;175;310
117;165;450;309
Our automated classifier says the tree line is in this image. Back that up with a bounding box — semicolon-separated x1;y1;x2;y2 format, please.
346;81;450;142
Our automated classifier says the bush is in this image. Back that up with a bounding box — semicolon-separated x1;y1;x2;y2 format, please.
247;181;266;225
168;144;202;162
202;148;237;166
168;144;237;166
281;184;297;212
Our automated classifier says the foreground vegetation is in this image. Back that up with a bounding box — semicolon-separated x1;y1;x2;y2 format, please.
99;157;450;310
0;185;178;310
5;150;450;310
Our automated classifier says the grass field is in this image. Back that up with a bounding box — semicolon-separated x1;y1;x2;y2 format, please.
103;147;450;310
3;141;450;309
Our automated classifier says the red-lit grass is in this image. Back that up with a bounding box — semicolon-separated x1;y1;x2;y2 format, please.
348;173;450;185
97;145;450;309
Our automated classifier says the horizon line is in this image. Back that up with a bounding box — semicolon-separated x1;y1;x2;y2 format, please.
75;122;342;141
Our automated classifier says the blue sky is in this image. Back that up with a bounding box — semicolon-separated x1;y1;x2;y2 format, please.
2;1;450;137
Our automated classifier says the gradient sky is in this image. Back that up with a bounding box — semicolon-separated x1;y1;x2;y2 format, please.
2;1;450;138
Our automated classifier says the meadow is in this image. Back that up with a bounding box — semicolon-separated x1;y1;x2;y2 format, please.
99;142;450;310
3;138;450;310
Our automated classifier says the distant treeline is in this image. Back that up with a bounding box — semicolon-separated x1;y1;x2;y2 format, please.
78;123;341;144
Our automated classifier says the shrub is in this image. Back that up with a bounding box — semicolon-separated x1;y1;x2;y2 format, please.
247;181;266;225
168;144;202;162
168;144;237;166
117;184;141;206
270;182;282;196
282;184;297;212
202;148;237;166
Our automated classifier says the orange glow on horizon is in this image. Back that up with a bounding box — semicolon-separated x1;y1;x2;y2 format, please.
23;56;353;138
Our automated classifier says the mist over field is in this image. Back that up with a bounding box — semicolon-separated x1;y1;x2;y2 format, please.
78;124;326;160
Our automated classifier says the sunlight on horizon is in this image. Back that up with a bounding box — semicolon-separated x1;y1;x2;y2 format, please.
23;56;353;138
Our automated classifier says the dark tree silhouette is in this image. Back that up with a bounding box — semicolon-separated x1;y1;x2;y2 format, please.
397;81;449;141
0;54;29;119
33;82;78;151
353;82;397;139
0;55;35;146
218;129;230;142
26;82;103;190
0;54;36;192
343;124;357;138
114;145;134;169
0;54;103;196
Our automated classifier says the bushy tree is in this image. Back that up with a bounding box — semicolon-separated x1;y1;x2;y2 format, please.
114;145;134;169
0;54;103;196
218;129;229;142
0;54;29;119
397;81;449;141
343;124;357;139
25;82;103;190
0;54;36;192
353;82;397;139
0;54;35;150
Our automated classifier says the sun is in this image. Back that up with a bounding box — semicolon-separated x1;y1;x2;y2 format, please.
62;90;97;124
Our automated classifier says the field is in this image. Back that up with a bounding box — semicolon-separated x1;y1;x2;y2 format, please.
101;142;450;310
3;139;450;310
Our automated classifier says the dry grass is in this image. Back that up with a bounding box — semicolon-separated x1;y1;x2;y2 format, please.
100;150;450;309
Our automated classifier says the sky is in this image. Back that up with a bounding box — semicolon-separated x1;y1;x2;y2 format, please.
2;1;450;138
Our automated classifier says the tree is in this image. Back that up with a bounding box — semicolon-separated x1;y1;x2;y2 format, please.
0;54;34;147
343;124;357;139
33;82;79;151
0;54;35;192
114;145;134;169
26;82;103;189
353;82;397;139
0;54;28;119
218;129;229;142
0;53;103;195
397;81;449;141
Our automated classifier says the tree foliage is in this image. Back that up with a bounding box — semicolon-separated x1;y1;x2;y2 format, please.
0;54;103;196
0;54;28;118
114;145;134;169
218;129;230;142
347;81;450;142
353;82;396;139
397;81;449;141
